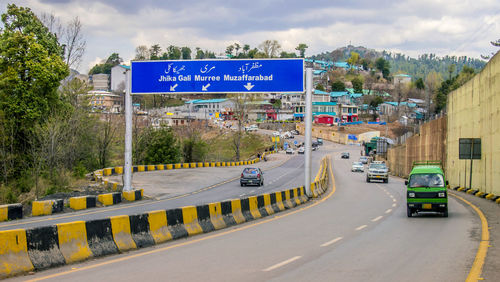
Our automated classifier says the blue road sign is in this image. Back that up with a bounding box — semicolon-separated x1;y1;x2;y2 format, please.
131;59;304;94
294;140;298;146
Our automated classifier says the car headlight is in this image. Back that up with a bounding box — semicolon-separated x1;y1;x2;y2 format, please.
408;192;415;198
438;192;446;197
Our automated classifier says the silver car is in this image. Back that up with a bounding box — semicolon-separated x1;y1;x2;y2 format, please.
240;167;264;187
351;162;364;172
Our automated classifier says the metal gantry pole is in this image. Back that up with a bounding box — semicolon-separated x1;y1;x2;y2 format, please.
123;70;133;191
304;68;313;197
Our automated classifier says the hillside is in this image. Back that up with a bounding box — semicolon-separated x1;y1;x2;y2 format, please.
310;45;486;80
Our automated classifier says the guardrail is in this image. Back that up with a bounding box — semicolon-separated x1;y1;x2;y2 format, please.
0;155;330;278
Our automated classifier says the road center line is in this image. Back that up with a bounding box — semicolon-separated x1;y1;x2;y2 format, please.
371;216;383;222
392;203;396;207
263;256;302;272
385;209;392;214
355;225;367;231
321;237;343;247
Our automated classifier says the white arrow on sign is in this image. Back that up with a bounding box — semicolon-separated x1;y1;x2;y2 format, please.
243;82;254;91
170;84;178;91
202;83;211;91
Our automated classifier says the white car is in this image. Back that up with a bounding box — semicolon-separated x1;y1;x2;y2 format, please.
351;161;364;172
298;147;305;154
286;148;295;154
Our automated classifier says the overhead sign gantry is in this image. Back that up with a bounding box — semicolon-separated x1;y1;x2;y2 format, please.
124;58;313;196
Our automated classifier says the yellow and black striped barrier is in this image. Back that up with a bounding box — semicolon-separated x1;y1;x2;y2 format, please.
449;186;500;204
69;196;97;211
0;204;22;222
0;155;327;278
31;199;64;217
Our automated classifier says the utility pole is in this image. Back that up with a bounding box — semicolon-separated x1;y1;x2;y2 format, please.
304;68;313;197
123;70;132;191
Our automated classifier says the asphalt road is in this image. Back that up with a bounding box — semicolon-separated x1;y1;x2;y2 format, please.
11;143;496;282
0;134;331;231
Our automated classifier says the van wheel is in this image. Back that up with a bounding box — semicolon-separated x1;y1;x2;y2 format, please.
443;208;448;217
384;179;388;183
241;183;245;187
407;207;413;217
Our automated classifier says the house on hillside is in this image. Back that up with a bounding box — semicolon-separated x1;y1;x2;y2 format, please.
111;65;130;93
281;93;304;110
185;99;235;119
313;89;332;102
90;74;110;91
338;104;359;123
312;102;337;125
394;74;411;85
87;90;123;113
329;91;351;104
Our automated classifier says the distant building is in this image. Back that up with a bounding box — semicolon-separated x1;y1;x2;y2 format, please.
313;89;331;102
90;74;110;91
111;65;130;93
394;74;411;85
312;102;337;125
338;104;359;123
87;90;123;113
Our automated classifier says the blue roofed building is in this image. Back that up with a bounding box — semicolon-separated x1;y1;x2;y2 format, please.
312;102;337;125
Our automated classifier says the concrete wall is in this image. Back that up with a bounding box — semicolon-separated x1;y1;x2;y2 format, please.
387;117;447;178
296;124;350;144
446;52;500;195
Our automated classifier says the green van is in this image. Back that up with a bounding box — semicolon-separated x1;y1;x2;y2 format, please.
406;161;448;217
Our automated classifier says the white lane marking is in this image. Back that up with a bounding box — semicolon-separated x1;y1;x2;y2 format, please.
239;194;246;197
392;204;396;207
355;225;367;231
263;256;302;272
372;216;383;222
385;209;392;214
321;237;343;247
392;199;396;202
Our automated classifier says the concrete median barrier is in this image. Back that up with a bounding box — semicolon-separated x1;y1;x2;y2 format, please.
0;203;23;222
69;196;97;210
97;192;122;206
0;229;34;279
31;199;63;216
3;156;330;278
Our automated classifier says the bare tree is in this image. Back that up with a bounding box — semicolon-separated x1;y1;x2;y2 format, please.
424;71;443;119
62;17;86;69
40;13;86;69
228;94;257;161
259;40;281;58
135;45;150;60
40;12;63;36
96;114;118;168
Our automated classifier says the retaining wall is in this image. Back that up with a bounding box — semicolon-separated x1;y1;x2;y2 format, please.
387;117;447;178
447;52;500;195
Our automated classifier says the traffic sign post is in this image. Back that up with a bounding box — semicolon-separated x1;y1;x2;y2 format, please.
123;59;307;192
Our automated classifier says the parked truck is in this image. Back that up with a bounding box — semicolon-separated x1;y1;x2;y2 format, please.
405;161;448;217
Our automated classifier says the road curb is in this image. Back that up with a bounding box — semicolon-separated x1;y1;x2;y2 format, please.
0;156;329;278
448;186;500;205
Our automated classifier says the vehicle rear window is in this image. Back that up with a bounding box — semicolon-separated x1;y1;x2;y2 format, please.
409;173;444;188
243;168;258;174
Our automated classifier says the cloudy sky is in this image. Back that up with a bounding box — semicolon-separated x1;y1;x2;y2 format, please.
2;0;499;73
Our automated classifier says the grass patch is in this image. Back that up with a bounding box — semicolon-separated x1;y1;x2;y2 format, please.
204;131;272;161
